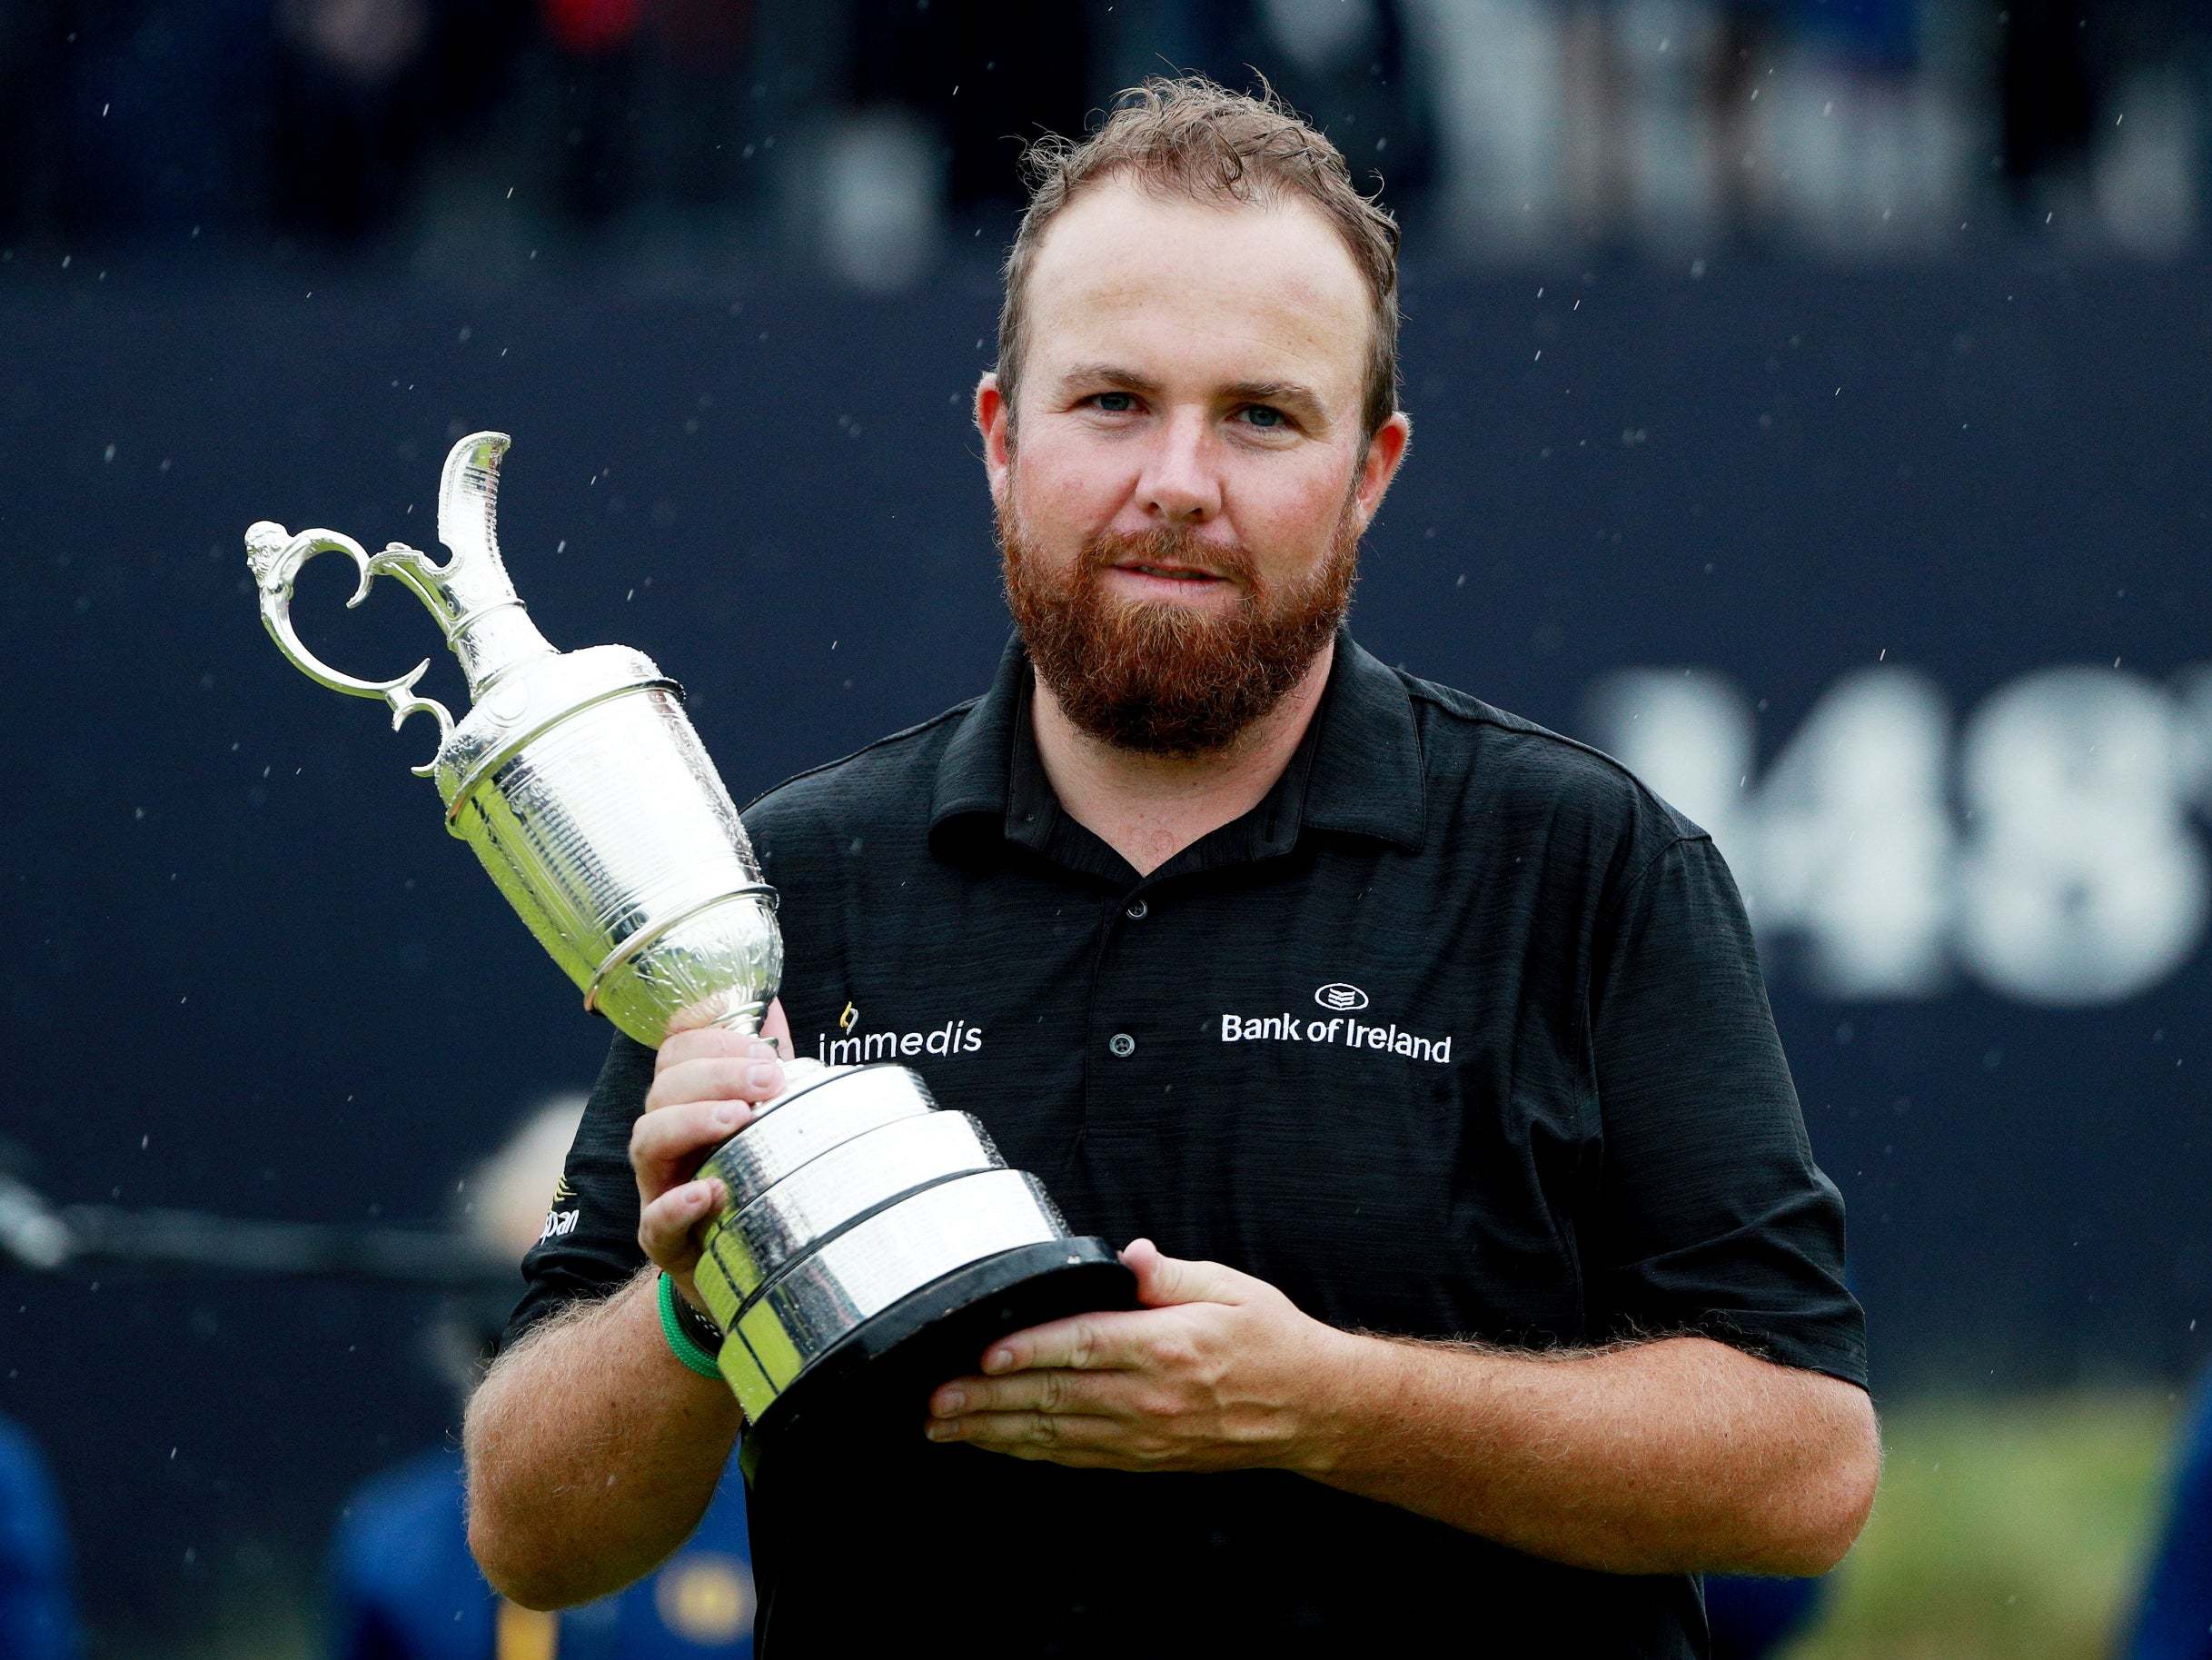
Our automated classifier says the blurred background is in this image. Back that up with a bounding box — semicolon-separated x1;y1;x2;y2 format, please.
4;1;2210;1656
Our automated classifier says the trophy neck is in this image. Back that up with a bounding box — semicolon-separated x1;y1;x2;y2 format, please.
431;432;558;697
451;604;557;697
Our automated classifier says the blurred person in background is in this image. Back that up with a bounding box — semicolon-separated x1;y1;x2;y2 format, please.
1555;0;1635;249
1997;0;2101;230
0;1415;74;1660
1707;1570;1824;1660
1703;0;1785;248
330;1098;752;1660
2120;1372;2212;1660
464;75;1874;1655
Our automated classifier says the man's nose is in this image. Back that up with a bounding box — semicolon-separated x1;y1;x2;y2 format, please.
1136;411;1222;523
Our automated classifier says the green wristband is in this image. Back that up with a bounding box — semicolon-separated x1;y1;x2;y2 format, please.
658;1272;724;1380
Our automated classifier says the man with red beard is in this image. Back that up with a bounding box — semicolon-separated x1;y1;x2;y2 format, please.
467;78;1877;1656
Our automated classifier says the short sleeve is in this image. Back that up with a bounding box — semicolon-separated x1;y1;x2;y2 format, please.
1585;836;1868;1387
497;1032;658;1352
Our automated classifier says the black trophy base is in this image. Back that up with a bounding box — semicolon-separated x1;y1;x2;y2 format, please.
738;1236;1136;1489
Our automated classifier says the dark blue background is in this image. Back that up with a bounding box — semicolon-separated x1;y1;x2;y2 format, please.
4;252;2207;1644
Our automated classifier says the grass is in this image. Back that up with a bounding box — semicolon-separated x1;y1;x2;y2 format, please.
1790;1390;2186;1660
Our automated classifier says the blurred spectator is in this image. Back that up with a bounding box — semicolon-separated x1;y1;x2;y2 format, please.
328;1098;756;1660
1703;2;1786;247
269;0;531;243
1555;0;1634;249
2;1;2208;266
0;1415;75;1660
2119;1372;2212;1660
1998;0;2100;227
270;0;437;240
1708;1570;1825;1658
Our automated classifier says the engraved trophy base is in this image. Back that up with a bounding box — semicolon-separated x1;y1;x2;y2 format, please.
688;1058;1137;1482
736;1237;1136;1486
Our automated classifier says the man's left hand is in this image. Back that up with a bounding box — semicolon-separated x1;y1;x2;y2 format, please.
924;1238;1347;1473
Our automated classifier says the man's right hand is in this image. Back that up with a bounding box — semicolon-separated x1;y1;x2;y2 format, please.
632;999;793;1310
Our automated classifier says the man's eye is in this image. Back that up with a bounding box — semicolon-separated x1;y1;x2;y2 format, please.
1240;405;1288;430
1090;392;1136;413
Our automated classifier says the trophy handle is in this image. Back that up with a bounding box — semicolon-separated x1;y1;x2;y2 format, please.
244;522;458;779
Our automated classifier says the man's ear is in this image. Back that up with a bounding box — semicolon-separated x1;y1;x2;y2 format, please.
1352;412;1412;532
976;372;1012;503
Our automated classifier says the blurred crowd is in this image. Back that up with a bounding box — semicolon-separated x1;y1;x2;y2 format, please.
4;0;2210;281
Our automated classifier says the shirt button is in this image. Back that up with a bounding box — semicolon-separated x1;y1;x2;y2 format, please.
1107;1032;1136;1059
1125;899;1149;920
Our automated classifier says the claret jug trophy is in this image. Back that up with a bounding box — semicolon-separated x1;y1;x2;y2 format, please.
245;432;1130;1476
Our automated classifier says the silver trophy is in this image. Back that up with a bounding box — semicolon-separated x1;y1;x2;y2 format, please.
245;432;1129;1472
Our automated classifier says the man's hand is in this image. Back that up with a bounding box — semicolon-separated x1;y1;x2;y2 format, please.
923;1238;1348;1472
632;999;791;1311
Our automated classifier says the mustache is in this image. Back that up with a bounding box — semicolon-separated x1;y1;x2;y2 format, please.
1078;524;1258;585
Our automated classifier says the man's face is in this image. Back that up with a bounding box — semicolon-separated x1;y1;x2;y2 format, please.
979;174;1410;755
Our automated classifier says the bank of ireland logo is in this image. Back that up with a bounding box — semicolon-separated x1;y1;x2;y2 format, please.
1314;983;1369;1012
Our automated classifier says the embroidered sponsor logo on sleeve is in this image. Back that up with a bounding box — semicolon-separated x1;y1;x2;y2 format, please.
1223;986;1453;1063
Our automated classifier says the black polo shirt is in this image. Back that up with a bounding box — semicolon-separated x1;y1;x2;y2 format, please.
509;630;1866;1656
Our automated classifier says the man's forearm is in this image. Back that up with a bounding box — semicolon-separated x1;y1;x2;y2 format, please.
463;1268;742;1609
1296;1331;1880;1576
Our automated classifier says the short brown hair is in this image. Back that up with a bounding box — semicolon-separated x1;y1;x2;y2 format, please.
997;75;1403;440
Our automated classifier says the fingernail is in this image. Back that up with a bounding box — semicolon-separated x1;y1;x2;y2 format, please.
748;1038;779;1059
984;1348;1012;1374
696;1179;725;1211
712;1104;741;1130
926;1420;957;1441
746;1062;782;1091
935;1388;966;1415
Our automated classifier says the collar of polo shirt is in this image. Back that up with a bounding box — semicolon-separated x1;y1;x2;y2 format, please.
927;627;1428;870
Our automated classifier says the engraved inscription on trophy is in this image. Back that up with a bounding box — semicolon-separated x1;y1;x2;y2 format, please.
246;433;1129;1466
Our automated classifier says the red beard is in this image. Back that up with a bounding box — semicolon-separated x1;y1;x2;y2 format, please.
999;496;1360;757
